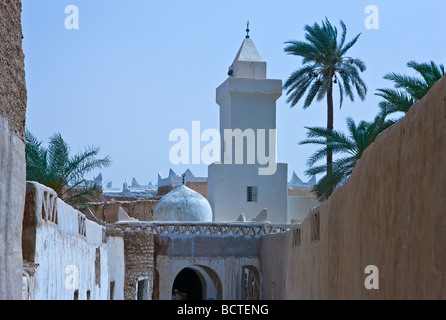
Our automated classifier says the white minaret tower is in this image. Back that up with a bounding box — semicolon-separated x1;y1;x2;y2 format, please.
208;25;288;223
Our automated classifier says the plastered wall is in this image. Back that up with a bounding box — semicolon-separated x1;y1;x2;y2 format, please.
261;76;446;300
0;0;27;300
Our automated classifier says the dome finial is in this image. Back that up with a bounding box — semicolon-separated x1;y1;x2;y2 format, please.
246;21;250;39
182;173;186;185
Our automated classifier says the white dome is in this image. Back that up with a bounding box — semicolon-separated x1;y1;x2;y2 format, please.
153;185;212;222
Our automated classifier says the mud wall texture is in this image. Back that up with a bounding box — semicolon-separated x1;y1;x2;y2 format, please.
122;230;155;300
91;199;158;223
0;0;27;300
261;76;446;299
0;0;27;138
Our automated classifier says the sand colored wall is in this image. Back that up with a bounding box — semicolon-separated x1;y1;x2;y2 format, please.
158;182;208;199
91;199;158;223
261;76;446;299
186;181;208;200
287;187;315;197
0;0;27;300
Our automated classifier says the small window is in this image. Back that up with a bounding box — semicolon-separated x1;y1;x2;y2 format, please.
110;282;115;300
247;186;258;202
86;290;91;300
311;212;320;242
74;290;79;300
137;279;149;300
292;228;301;246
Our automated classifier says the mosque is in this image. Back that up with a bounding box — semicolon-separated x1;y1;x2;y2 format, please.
158;27;296;225
4;3;444;300
109;31;297;300
20;30;300;300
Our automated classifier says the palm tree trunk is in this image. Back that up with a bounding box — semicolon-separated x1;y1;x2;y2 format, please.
326;80;334;192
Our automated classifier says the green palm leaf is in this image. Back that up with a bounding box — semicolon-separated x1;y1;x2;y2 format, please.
300;115;393;201
377;60;444;118
25;130;111;209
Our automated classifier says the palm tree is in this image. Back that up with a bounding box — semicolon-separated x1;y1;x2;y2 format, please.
25;130;112;209
376;60;444;118
299;115;393;201
283;18;367;193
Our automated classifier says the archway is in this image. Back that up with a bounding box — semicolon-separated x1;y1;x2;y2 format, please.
172;268;202;300
172;265;222;300
237;265;260;300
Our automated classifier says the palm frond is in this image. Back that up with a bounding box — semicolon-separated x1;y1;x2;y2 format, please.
25;131;111;209
283;18;366;111
300;113;394;201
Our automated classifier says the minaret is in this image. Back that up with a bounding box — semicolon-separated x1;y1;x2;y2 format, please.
208;26;288;223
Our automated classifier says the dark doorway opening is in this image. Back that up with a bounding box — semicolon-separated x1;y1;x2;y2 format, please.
172;268;202;300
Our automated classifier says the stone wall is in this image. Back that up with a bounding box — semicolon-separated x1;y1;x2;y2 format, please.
261;76;446;299
0;0;27;300
121;230;155;300
0;0;27;138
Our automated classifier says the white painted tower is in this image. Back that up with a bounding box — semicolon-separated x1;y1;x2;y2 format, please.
208;29;288;223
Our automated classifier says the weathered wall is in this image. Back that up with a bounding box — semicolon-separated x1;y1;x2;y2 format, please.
0;0;27;300
186;181;208;199
122;230;155;300
261;76;446;300
22;182;124;300
155;232;262;300
0;0;27;138
106;234;125;300
91;199;158;223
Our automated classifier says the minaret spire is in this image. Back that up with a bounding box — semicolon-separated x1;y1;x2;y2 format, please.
246;21;250;39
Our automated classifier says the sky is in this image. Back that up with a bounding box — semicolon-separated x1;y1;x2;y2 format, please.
22;0;446;188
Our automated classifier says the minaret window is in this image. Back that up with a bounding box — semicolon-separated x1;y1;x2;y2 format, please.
247;186;258;202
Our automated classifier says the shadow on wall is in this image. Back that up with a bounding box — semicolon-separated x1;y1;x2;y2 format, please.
261;76;446;300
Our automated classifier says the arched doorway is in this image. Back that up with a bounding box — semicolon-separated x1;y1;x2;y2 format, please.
237;265;260;300
172;268;202;300
172;265;222;300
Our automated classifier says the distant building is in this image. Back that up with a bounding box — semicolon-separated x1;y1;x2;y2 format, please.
287;171;316;189
157;169;207;196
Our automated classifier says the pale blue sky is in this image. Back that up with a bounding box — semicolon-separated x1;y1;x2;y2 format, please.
22;0;446;187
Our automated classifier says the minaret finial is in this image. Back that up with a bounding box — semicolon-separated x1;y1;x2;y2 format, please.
246;21;250;39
